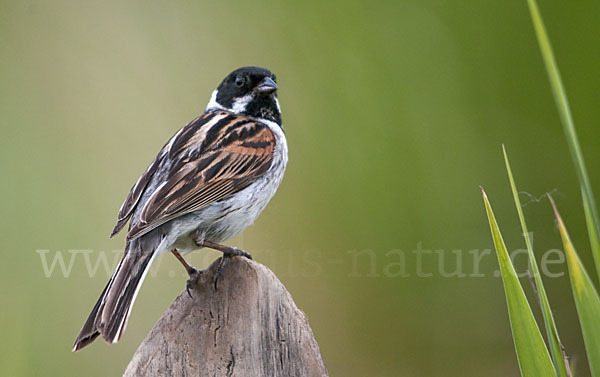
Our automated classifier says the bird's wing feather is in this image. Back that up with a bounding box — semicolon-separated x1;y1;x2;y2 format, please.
110;148;166;237
124;111;275;241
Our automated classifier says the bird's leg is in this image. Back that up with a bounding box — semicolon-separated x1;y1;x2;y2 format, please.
193;236;253;290
170;250;202;298
200;240;253;260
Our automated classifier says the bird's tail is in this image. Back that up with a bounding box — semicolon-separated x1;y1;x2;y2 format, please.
72;247;155;351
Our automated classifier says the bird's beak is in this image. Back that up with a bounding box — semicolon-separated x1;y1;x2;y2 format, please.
256;77;278;94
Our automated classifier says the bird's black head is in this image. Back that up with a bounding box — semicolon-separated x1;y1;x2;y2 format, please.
206;66;281;125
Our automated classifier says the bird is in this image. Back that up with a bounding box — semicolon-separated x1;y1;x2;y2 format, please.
72;66;287;352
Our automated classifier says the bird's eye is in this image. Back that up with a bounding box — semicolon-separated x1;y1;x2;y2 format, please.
235;75;246;87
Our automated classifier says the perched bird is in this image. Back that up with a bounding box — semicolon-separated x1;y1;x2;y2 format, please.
73;66;287;351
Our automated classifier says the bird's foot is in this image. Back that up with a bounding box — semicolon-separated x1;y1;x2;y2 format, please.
213;256;227;290
212;246;252;290
192;240;253;290
171;250;204;298
186;267;203;298
223;246;253;260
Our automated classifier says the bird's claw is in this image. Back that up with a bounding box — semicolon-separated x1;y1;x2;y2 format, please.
229;247;252;260
213;247;252;290
185;267;202;298
214;256;227;290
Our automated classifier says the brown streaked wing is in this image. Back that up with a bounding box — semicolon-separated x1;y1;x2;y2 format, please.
110;112;234;237
110;152;164;238
125;118;275;241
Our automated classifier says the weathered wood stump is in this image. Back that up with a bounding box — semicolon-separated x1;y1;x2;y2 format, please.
123;257;328;377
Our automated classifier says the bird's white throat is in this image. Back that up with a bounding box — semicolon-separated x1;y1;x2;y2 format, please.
205;89;254;115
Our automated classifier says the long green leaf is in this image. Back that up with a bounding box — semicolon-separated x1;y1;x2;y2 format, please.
549;196;600;377
526;0;600;281
503;146;570;377
482;188;555;377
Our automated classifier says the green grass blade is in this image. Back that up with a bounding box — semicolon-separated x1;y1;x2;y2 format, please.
526;0;600;281
549;196;600;377
583;188;600;269
482;188;556;377
503;146;570;377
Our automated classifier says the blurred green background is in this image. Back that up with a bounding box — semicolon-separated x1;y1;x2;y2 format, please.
1;0;599;376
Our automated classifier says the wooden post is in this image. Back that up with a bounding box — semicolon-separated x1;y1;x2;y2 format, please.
123;257;328;377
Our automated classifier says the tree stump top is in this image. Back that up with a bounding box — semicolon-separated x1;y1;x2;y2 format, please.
124;257;328;377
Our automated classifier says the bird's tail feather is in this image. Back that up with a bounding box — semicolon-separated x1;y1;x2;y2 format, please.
72;247;155;352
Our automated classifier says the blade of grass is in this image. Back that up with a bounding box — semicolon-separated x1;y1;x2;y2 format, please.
526;0;600;281
583;188;600;267
503;146;570;377
549;196;600;377
482;188;556;377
